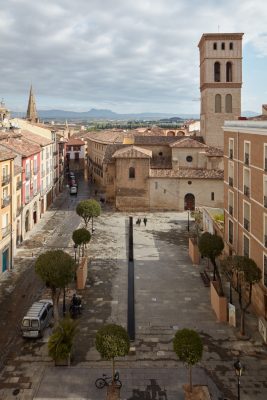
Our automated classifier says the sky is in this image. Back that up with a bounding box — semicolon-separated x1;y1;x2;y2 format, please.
1;0;267;114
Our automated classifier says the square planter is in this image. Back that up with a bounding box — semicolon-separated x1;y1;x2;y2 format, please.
189;238;200;265
210;281;227;322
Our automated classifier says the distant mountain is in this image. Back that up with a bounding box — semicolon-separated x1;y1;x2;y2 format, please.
11;108;193;121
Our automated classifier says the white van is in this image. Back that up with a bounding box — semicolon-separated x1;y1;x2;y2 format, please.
21;300;53;338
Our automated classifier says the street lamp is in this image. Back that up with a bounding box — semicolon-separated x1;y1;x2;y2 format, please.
234;359;243;400
187;210;190;232
74;244;78;263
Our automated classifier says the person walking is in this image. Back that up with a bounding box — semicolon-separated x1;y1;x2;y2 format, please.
143;217;147;226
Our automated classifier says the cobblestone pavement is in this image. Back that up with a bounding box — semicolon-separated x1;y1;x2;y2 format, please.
0;175;267;399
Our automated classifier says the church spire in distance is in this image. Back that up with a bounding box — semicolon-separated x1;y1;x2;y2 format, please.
26;85;39;123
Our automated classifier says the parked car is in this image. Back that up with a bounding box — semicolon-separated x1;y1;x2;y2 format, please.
70;186;78;195
21;300;53;338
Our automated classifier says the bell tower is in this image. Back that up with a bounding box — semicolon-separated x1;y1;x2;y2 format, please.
198;33;243;148
26;85;39;123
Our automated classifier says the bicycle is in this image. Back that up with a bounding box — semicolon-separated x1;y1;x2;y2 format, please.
95;372;122;389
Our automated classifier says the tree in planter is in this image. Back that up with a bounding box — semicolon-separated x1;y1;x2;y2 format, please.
190;209;203;242
76;199;101;231
198;232;224;296
221;255;261;336
48;317;78;364
35;250;76;325
173;328;203;393
72;228;91;257
96;324;130;385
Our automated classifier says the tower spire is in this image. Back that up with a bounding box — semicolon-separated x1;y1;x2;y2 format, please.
26;85;39;123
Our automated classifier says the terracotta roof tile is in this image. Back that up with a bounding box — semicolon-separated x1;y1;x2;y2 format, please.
170;137;207;148
21;130;53;146
0;137;41;157
0;145;16;161
67;138;85;145
150;168;224;179
103;144;125;163
205;146;224;157
112;146;152;159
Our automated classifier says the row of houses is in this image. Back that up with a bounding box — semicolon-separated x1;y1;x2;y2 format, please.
0;105;66;275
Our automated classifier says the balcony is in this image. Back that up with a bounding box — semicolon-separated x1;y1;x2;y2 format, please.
229;149;233;159
229;205;233;216
244;153;249;166
16;181;22;190
229;177;233;187
2;225;11;238
1;196;11;208
25;171;31;181
244;218;250;231
244;185;250;197
1;174;10;186
16;205;23;216
33;167;39;175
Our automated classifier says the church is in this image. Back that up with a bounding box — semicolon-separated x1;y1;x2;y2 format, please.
87;33;243;211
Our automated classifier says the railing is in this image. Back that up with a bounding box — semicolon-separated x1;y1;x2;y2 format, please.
1;196;11;208
16;205;23;216
2;225;11;238
244;185;250;197
16;181;22;190
229;149;233;159
244;218;250;231
25;171;31;180
229;177;233;187
264;196;267;208
265;235;267;248
229;205;233;216
244;153;249;166
1;174;10;186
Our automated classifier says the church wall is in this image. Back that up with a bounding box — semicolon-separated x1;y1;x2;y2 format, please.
171;148;207;169
149;178;224;210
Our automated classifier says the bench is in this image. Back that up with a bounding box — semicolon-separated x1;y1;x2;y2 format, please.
200;270;210;287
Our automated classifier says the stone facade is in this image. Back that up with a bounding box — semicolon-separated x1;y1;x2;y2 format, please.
199;33;243;149
223;120;267;318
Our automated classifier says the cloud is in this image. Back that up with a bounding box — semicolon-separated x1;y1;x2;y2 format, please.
1;0;267;113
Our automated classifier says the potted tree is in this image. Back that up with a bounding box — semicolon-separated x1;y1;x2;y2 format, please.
96;324;130;400
72;228;91;257
188;210;203;265
48;317;78;366
173;328;203;396
76;199;101;232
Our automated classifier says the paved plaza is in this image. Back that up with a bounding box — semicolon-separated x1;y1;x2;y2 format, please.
0;182;267;399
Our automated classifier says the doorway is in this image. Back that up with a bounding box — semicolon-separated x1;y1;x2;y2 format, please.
184;193;195;211
2;248;9;272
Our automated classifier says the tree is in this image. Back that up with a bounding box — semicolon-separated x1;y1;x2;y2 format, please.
76;199;101;230
96;324;130;384
198;232;224;296
221;255;261;336
173;329;203;393
48;317;78;363
72;228;91;257
35;250;75;324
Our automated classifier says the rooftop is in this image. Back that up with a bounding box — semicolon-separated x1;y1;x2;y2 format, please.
21;130;53;146
150;168;224;179
67;138;85;145
112;146;152;159
0;145;16;161
224;120;267;132
0;137;41;157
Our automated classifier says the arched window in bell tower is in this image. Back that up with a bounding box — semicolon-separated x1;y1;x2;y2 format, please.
225;94;232;113
214;62;221;82
215;94;222;113
226;62;233;82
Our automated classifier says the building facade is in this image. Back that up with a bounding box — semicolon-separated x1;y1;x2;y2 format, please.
223;119;267;318
199;33;243;149
65;138;85;171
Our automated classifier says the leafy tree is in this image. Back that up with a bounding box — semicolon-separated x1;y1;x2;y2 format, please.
221;255;261;336
76;199;101;230
48;317;78;362
72;228;91;257
198;232;224;295
96;324;130;384
35;250;75;324
190;209;202;241
173;329;203;393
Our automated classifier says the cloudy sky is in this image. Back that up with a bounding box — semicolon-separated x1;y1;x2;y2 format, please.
1;0;267;114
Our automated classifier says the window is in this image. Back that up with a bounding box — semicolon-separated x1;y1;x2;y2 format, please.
211;192;215;201
228;161;234;187
225;94;232;113
244;142;250;165
243;235;250;257
226;62;233;82
264;255;267;287
264;215;267;248
229;220;233;244
213;42;217;50
243;168;250;197
215;94;221;113
229;42;233;50
243;201;250;232
264;178;267;208
129;167;135;179
228;190;234;216
221;42;225;50
158;152;163;156
264;144;267;171
214;62;221;82
229;138;234;159
188;181;192;185
186;155;193;162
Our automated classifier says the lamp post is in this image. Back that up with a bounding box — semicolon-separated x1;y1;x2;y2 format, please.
234;359;243;400
74;244;78;263
187;210;190;232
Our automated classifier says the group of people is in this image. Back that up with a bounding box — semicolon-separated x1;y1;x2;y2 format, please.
136;217;148;226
